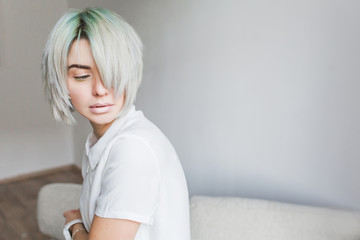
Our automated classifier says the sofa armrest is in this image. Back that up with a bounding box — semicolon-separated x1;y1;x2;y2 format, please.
37;183;82;240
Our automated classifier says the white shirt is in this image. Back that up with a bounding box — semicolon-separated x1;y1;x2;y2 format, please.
80;106;190;240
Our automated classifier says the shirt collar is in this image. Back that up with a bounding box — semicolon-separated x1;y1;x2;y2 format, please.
85;105;136;170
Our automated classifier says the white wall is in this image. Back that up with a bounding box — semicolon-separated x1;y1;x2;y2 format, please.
0;0;73;180
3;0;358;211
69;0;360;211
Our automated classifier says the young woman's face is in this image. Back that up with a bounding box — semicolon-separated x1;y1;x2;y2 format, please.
67;39;125;127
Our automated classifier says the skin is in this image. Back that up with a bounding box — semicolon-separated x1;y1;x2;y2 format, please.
64;209;139;240
67;38;125;138
64;39;140;239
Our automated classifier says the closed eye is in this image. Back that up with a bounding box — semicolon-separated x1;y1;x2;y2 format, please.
74;75;90;80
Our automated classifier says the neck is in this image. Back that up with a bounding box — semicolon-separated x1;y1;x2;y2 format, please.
90;120;115;139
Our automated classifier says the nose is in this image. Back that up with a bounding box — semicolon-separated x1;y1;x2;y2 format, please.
92;76;109;97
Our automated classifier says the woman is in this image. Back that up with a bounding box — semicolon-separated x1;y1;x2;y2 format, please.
42;8;190;240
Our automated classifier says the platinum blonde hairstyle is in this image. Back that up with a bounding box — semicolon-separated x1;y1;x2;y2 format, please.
42;8;143;125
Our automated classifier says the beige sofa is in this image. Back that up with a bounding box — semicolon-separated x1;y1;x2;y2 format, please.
38;183;360;240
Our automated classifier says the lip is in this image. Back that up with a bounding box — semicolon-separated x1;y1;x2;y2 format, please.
89;103;115;114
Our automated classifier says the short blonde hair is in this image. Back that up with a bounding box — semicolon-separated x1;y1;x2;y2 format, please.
42;8;143;125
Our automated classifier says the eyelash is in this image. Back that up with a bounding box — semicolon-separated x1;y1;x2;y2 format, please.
74;74;90;80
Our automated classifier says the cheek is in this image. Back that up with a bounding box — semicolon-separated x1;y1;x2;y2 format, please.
69;92;83;105
68;83;88;106
115;93;126;106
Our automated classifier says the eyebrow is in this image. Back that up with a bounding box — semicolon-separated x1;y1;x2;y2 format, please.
67;64;91;70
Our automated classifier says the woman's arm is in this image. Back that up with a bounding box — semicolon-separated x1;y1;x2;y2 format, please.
89;216;140;240
64;209;140;240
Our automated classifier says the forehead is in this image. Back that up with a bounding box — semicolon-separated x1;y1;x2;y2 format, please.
67;39;95;66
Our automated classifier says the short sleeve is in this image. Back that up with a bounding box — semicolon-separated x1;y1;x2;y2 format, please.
95;135;161;225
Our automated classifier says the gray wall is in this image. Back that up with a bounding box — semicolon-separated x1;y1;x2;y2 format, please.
0;0;73;179
1;0;359;211
69;0;360;210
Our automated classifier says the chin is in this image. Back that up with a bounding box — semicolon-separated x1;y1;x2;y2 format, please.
87;115;116;125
